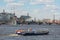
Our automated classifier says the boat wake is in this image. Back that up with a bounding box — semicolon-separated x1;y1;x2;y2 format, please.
0;34;20;37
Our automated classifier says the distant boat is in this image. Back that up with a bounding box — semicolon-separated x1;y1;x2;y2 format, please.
16;28;49;36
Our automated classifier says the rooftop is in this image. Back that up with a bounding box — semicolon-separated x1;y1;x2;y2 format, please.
20;15;31;20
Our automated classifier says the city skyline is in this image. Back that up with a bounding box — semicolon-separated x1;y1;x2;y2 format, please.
0;0;60;20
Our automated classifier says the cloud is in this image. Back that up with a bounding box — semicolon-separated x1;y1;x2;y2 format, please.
4;0;15;3
2;0;60;20
14;10;28;17
7;2;24;6
44;4;56;10
30;0;56;14
35;0;54;2
29;2;60;19
3;8;28;17
30;0;55;5
44;4;60;13
6;2;24;10
4;0;28;3
4;0;26;10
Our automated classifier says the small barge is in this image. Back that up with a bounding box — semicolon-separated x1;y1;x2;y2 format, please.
16;28;49;36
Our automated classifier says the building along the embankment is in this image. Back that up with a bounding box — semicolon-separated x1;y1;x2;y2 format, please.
0;10;17;25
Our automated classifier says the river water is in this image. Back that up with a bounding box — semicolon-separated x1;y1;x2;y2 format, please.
0;24;60;40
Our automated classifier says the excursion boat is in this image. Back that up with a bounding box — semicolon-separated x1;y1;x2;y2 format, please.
16;28;49;36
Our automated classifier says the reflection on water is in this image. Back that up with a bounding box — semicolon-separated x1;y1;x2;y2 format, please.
0;24;60;40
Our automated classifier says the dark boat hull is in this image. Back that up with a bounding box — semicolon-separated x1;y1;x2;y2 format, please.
16;31;49;36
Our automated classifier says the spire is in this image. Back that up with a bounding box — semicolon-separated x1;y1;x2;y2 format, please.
34;17;36;21
13;10;15;16
13;13;15;16
27;13;29;16
53;14;55;23
3;9;5;13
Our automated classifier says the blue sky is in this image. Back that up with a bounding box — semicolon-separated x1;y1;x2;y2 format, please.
0;0;60;20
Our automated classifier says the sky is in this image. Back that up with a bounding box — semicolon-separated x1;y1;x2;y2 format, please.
0;0;60;20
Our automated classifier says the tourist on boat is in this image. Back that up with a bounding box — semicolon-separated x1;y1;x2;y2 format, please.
28;28;32;32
